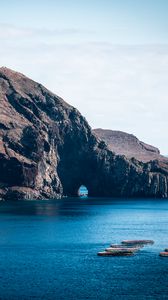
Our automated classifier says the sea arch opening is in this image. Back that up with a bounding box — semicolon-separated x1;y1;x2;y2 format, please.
77;185;88;198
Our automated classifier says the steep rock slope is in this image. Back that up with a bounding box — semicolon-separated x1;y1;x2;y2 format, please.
0;67;168;200
93;129;166;163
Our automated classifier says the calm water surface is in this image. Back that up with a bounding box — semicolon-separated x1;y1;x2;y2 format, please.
0;198;168;300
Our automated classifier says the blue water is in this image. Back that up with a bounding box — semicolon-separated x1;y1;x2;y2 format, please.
0;198;168;300
78;185;88;197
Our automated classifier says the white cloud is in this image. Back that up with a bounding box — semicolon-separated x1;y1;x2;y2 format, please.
0;27;168;154
0;23;92;40
0;25;29;38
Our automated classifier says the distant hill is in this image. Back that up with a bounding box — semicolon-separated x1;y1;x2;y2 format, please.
93;129;167;163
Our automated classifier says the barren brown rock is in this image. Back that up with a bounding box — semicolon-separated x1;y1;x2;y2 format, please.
93;128;167;163
0;67;168;200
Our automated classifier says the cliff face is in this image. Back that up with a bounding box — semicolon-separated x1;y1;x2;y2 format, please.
93;129;166;163
0;67;168;200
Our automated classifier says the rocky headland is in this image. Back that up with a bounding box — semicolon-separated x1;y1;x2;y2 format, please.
0;67;168;200
93;129;167;163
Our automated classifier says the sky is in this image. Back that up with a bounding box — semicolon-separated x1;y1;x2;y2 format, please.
0;0;168;154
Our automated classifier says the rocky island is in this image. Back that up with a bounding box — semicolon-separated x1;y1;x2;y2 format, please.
0;67;168;200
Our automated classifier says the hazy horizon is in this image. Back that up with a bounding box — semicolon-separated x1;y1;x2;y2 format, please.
0;0;168;154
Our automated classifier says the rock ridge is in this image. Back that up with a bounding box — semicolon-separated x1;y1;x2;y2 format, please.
0;67;168;199
93;128;166;163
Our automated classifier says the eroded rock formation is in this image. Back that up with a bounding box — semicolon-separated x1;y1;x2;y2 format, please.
0;67;168;200
93;129;166;162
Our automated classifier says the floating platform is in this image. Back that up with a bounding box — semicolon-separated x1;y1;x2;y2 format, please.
110;244;142;249
97;251;134;257
159;252;168;257
105;247;138;253
122;240;154;245
97;239;154;257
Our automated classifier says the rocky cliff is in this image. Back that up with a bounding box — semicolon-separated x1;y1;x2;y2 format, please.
0;67;168;200
93;129;166;163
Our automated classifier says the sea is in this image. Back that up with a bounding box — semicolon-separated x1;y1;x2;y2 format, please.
0;197;168;300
